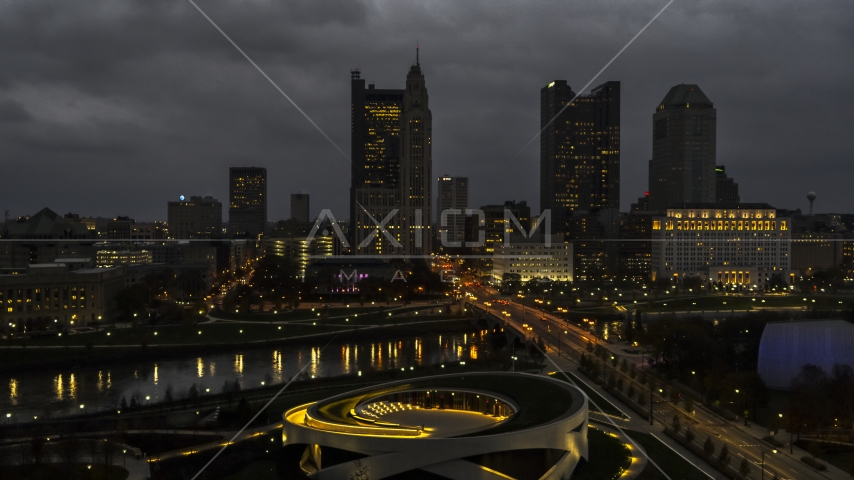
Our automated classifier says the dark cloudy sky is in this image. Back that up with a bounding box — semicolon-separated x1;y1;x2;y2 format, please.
1;0;852;222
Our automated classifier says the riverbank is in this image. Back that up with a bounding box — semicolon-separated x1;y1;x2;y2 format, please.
0;316;475;374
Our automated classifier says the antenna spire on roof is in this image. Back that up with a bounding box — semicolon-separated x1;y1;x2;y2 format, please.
416;42;419;66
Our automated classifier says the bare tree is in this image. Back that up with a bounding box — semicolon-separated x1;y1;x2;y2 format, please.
86;437;99;464
30;437;47;465
106;389;122;411
17;443;32;466
103;440;117;466
58;437;82;467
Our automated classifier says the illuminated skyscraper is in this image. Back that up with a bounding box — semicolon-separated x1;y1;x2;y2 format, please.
350;69;404;254
399;54;433;256
648;84;717;210
229;167;267;239
349;51;432;256
540;80;620;230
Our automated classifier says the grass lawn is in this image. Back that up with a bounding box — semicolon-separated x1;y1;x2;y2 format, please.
571;426;632;480
0;463;128;480
212;304;446;322
631;294;852;313
624;429;710;480
548;371;628;419
18;322;351;347
211;306;389;321
221;459;279;480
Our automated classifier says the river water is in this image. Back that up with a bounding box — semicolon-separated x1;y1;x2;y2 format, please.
2;329;495;421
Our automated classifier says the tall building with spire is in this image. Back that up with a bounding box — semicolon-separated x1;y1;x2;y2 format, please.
648;84;717;210
399;48;432;255
349;49;432;256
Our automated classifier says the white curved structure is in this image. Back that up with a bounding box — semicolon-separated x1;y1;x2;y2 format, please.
758;319;854;389
282;372;588;479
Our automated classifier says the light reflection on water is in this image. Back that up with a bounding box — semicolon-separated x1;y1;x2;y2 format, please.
2;330;491;419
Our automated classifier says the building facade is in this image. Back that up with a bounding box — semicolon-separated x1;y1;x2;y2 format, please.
493;235;573;282
790;232;844;275
1;208;96;268
168;195;223;239
229;167;267;239
651;204;794;286
290;193;310;223
566;208;619;282
264;235;333;279
96;248;153;267
540;80;620;232
715;165;740;204
0;264;126;328
436;176;468;249
648;85;717;210
478;201;531;266
619;212;655;281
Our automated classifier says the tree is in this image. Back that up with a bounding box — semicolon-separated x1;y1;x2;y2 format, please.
739;457;751;476
86;437;99;464
704;436;715;457
350;459;370;480
30;437;46;465
790;364;831;433
719;443;730;465
58;436;82;467
671;414;681;434
103;439;117;466
684;396;694;414
808;441;822;461
685;428;695;443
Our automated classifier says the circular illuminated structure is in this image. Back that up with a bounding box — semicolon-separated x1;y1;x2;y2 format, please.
282;372;588;479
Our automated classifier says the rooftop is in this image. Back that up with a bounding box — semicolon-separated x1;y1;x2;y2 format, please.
659;84;713;108
311;372;584;437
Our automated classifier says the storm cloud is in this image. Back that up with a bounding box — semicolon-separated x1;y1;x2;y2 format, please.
0;0;852;221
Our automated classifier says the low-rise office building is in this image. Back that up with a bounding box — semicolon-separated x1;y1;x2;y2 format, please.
264;236;333;279
493;235;573;282
0;264;125;329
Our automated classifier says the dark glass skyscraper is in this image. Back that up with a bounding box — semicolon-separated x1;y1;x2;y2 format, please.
648;84;717;210
229;166;267;239
540;80;620;227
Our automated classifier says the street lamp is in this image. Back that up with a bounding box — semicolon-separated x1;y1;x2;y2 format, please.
511;356;517;372
780;413;792;454
761;448;777;480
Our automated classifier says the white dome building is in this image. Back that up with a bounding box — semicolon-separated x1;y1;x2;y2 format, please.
758;319;854;390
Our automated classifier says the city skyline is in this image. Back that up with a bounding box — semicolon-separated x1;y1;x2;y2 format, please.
2;1;853;222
